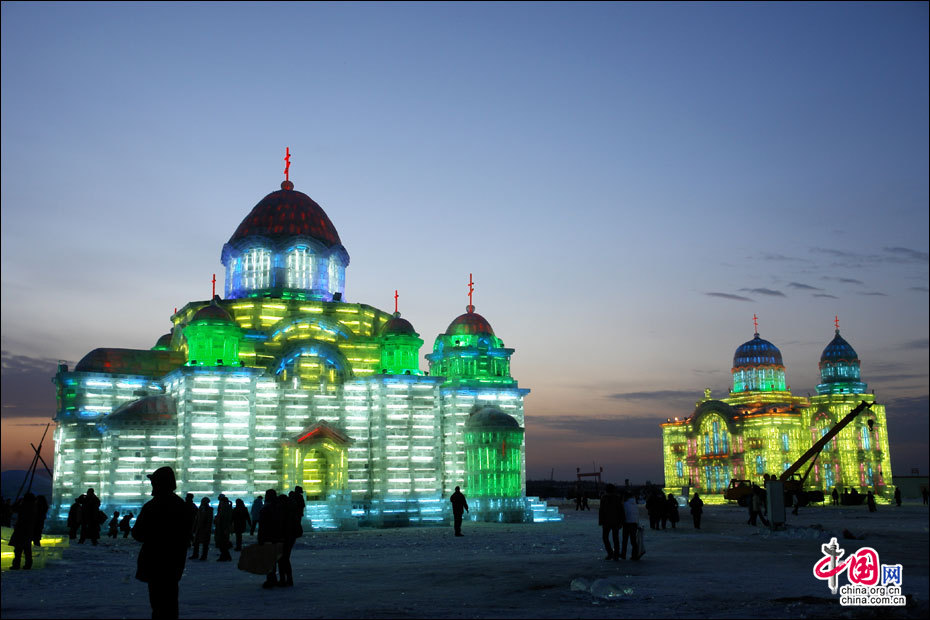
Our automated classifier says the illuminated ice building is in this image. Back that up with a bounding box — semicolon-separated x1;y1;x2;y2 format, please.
51;174;561;528
661;320;893;501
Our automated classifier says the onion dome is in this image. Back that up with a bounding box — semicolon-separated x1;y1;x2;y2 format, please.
465;406;521;430
733;333;783;368
191;296;233;323
820;330;859;365
817;329;866;394
228;181;342;248
74;348;185;376
381;312;417;336
731;331;787;394
446;305;494;336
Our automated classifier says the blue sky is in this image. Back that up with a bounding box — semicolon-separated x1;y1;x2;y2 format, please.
2;2;927;481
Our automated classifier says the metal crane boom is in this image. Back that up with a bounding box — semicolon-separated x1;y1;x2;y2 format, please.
779;400;873;483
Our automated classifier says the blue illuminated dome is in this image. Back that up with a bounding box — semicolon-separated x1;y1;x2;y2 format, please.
731;332;787;393
733;333;784;368
817;330;866;394
820;331;859;365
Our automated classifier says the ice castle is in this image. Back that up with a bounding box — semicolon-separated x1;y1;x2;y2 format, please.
661;318;893;500
50;166;561;528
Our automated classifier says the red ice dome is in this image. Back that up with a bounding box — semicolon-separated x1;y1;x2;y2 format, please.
227;181;342;248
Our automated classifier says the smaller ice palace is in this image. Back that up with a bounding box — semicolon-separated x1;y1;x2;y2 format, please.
50;160;561;529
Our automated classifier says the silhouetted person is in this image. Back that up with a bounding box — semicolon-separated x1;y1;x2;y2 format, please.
292;486;306;521
67;495;83;539
79;488;101;545
190;498;213;561
791;492;800;516
620;491;640;560
751;486;769;527
232;499;251;552
450;486;469;536
132;466;190;620
867;491;877;513
279;492;303;587
923;487;928;505
258;489;283;589
581;495;590;510
666;493;680;529
689;493;704;529
646;491;661;530
10;493;37;570
108;511;120;538
598;484;624;560
33;494;49;546
894;487;902;507
120;512;134;538
184;494;197;546
249;495;263;535
214;495;233;562
831;487;839;506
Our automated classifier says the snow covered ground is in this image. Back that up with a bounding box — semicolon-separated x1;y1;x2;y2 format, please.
2;500;928;619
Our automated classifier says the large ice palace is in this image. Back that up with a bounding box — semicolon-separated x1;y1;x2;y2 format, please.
50;170;560;528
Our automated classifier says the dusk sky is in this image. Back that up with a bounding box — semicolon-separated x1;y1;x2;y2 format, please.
2;2;927;483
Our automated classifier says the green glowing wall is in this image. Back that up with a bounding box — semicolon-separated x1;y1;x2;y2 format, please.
464;428;524;498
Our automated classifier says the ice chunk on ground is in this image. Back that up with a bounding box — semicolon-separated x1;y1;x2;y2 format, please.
590;578;632;600
570;577;591;592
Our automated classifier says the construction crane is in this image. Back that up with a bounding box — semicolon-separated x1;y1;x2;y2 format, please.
779;400;874;506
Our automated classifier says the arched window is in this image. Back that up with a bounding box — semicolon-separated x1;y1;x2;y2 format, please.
242;248;271;291
700;414;730;456
286;247;314;289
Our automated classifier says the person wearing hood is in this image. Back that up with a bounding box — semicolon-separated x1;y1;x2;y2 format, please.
131;466;190;619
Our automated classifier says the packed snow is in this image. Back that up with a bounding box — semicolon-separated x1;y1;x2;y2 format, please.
2;500;928;618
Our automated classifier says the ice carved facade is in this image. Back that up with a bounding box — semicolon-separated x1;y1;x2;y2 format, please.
51;179;560;528
661;329;893;500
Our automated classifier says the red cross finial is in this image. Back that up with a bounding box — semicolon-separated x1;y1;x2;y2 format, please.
284;147;291;182
212;273;216;299
753;313;759;334
394;290;399;314
467;273;474;312
834;315;840;332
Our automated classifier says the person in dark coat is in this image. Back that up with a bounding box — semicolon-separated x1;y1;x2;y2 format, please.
108;511;120;538
132;466;190;620
646;491;661;530
79;488;101;545
67;495;83;539
10;493;37;570
666;494;680;529
120;512;134;538
32;495;49;546
689;492;704;529
598;484;624;560
867;491;877;513
279;492;304;587
831;487;839;506
258;489;283;589
214;495;233;562
190;498;213;561
232;499;252;551
450;486;469;537
184;494;197;546
894;487;902;507
249;495;263;535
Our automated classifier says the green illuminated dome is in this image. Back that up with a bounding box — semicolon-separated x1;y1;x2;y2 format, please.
817;329;867;394
466;406;520;430
191;297;234;323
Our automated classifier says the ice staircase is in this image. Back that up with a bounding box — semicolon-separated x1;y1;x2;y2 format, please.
526;496;563;522
305;491;357;531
